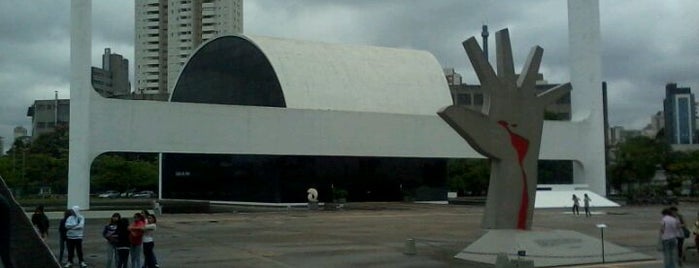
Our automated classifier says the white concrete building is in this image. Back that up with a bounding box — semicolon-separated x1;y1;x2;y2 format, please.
70;0;606;209
134;0;243;96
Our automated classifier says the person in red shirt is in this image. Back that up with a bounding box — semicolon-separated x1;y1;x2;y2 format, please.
128;213;146;268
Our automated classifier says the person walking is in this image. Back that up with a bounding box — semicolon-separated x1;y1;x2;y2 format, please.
583;194;592;217
571;194;580;215
670;207;688;264
661;208;681;268
115;218;130;268
31;205;49;240
64;206;87;268
57;209;71;265
128;213;146;268
143;214;159;268
102;213;120;268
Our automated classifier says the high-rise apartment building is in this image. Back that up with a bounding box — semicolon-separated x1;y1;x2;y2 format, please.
92;48;131;98
12;126;30;149
443;68;462;86
134;0;243;99
664;83;696;144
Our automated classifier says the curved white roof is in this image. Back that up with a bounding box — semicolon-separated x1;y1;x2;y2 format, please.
243;35;453;115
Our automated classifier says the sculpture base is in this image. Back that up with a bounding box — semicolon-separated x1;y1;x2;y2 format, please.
308;201;319;210
455;229;652;267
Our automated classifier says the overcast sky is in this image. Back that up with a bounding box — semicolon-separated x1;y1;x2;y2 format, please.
1;0;698;151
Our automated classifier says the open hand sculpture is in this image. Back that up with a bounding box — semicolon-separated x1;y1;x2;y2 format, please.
438;29;571;230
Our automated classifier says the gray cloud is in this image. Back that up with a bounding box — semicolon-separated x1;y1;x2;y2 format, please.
1;0;699;151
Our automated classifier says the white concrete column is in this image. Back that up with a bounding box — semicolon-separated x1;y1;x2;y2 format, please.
568;0;606;195
68;0;92;209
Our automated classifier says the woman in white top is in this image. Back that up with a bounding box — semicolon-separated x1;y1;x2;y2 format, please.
142;214;159;268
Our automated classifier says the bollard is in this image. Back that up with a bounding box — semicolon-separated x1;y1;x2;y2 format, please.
308;201;319;210
404;238;416;255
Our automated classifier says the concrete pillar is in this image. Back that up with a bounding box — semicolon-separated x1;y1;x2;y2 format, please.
68;0;92;210
568;0;606;195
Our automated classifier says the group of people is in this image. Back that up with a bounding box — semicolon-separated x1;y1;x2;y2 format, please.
102;211;159;268
32;205;88;267
31;206;160;268
659;206;693;268
571;193;592;217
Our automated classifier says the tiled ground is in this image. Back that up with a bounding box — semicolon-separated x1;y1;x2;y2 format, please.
37;202;699;267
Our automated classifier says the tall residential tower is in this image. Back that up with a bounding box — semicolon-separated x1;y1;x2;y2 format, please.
92;48;131;98
134;0;243;99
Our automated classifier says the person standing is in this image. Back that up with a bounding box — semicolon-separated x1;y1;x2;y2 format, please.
115;218;130;268
57;209;71;265
661;208;680;268
583;194;592;217
31;205;49;240
102;213;120;268
64;206;87;268
128;213;146;268
670;207;688;263
571;194;580;216
143;214;159;268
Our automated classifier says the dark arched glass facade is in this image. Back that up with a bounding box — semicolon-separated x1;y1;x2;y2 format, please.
171;36;286;107
162;36;447;203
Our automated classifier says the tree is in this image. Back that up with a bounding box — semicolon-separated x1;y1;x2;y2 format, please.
0;124;158;195
28;125;68;158
91;154;158;193
0;156;20;187
608;136;670;191
447;159;489;196
665;150;699;195
23;153;65;193
1;137;32;193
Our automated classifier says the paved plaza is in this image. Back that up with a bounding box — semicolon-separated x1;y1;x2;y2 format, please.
40;202;699;267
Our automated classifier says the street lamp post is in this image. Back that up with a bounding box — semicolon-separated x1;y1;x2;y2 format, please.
596;223;607;263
